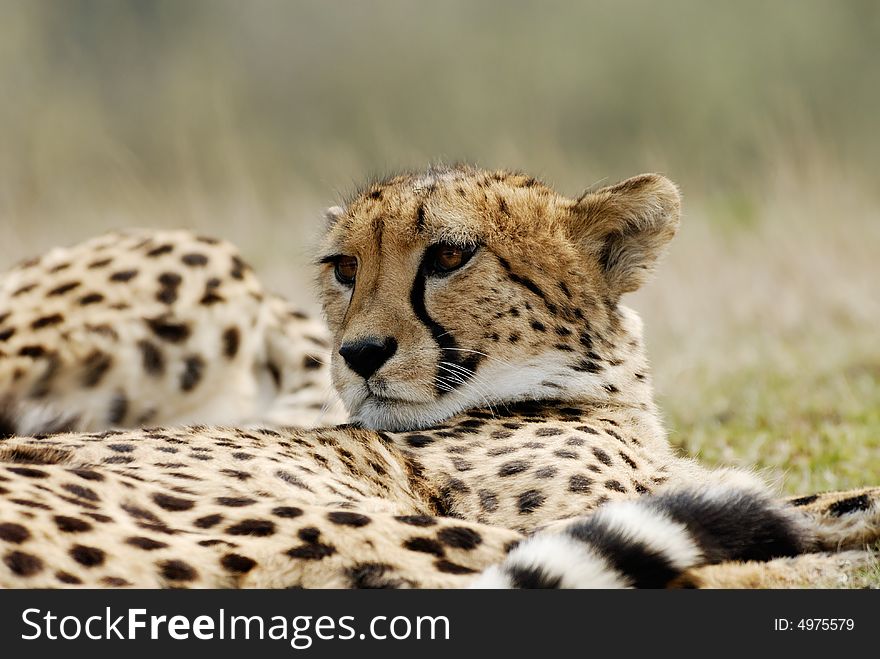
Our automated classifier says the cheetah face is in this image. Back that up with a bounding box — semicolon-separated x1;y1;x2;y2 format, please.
318;165;680;431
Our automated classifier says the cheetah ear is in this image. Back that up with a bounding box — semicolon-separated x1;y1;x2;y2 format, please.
570;173;680;297
324;205;346;226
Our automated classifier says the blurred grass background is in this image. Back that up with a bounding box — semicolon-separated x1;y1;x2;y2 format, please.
0;0;878;496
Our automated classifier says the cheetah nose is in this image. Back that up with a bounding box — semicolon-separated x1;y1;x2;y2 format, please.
339;336;398;380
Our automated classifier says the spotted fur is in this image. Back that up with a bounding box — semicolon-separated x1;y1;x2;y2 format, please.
0;168;878;588
0;229;345;435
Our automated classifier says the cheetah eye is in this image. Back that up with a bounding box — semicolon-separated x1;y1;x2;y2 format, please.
333;255;358;286
424;243;477;277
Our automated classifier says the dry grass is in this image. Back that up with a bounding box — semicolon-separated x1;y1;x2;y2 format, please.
636;164;880;496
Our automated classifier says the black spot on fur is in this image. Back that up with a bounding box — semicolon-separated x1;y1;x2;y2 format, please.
160;559;197;581
147;244;174;257
4;550;43;576
477;489;499;512
107;393;128;425
215;497;257;507
152;493;195;511
70;544;105;567
828;494;871;517
328;511;371;527
275;470;315;492
18;345;46;358
1;446;71;464
569;474;593;493
347;562;406;589
498;460;529;476
61;483;99;501
79;292;104;306
55;571;82;584
437;526;482;550
82;350;113;387
394;515;436;527
225;519;276;537
182;253;209;266
156;272;182;304
48;281;80;296
518;489;546;513
54;516;92;533
271;506;304;519
789;494;818;507
110;269;138;282
286;527;336;560
101;576;131;587
69;468;104;482
200;291;225;305
7;466;48;478
403;537;445;557
31;313;64;329
592;448;613;466
0;522;30;543
193;514;223;529
434;560;475;575
406;434;434;448
618;451;638;469
126;536;168;550
138;340;165;375
572;359;602;373
221;553;256;573
180;355;205;391
222;327;240;358
230;256;248;280
146;317;190;343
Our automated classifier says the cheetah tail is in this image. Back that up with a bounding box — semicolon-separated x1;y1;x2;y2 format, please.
470;483;811;588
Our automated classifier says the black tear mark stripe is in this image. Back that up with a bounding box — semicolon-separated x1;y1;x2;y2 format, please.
409;256;482;395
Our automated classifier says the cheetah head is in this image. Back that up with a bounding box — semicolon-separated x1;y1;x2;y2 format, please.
318;165;680;431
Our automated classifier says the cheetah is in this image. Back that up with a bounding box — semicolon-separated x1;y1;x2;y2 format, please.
0;166;877;588
0;229;346;436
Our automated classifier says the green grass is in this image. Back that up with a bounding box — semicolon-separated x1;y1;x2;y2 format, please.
847;545;880;589
662;344;880;496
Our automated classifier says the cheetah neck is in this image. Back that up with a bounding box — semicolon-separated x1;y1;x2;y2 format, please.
351;303;659;434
